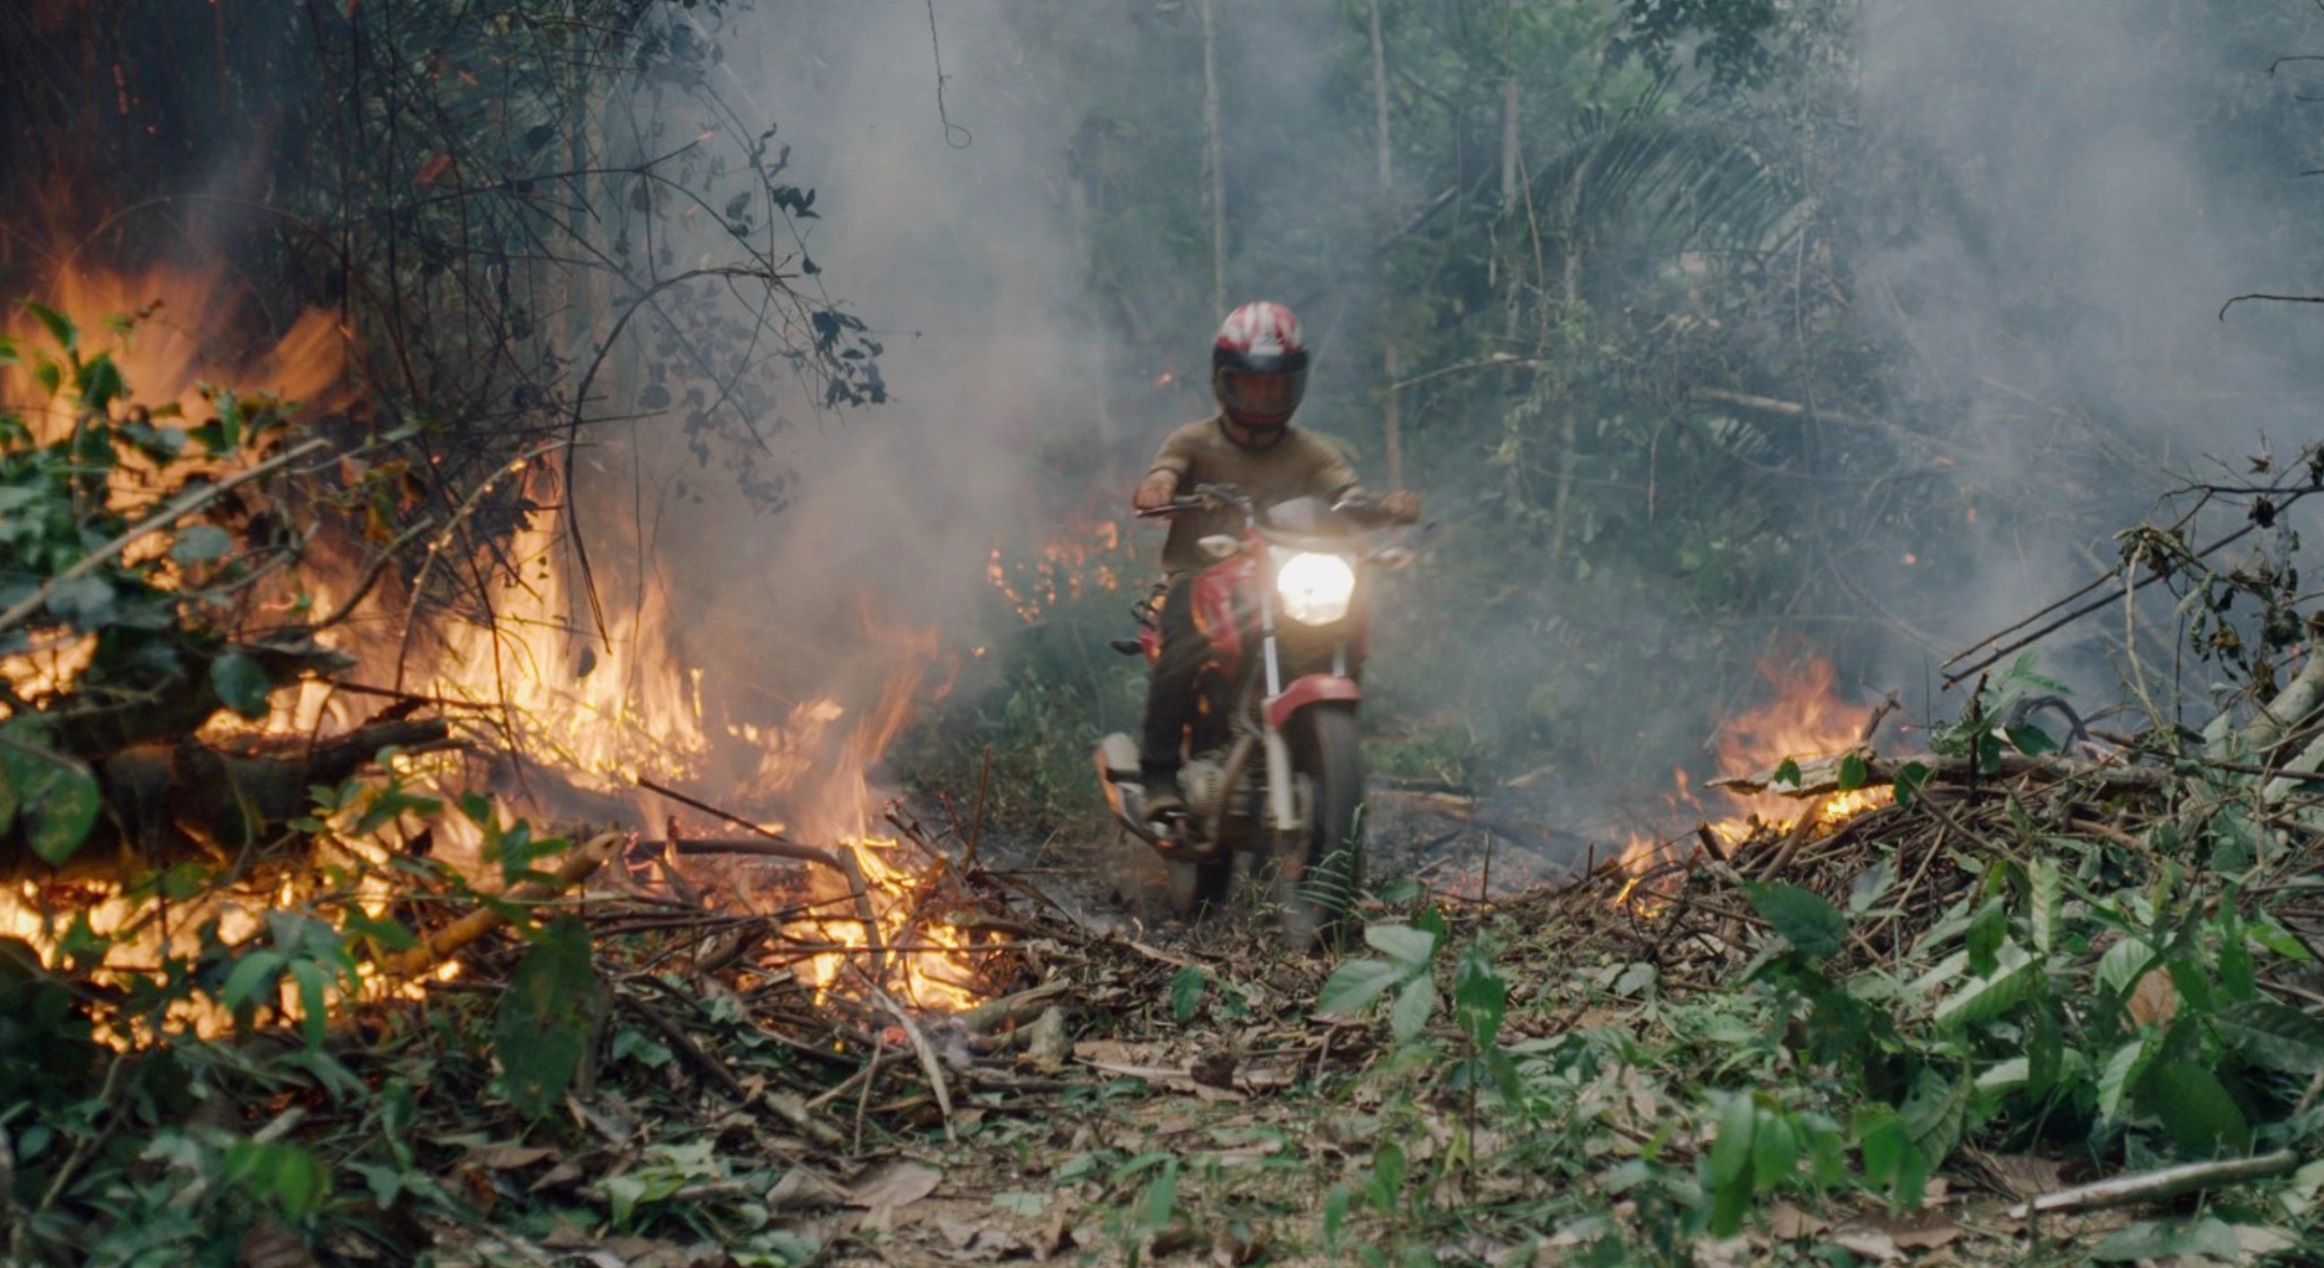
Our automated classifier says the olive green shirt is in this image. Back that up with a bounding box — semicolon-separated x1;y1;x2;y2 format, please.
1148;416;1360;576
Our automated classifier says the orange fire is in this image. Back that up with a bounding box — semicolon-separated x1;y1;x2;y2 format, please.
3;257;995;1020
987;519;1129;623
1615;655;1891;902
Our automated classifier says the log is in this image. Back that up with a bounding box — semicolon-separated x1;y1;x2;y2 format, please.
8;717;457;875
104;719;454;851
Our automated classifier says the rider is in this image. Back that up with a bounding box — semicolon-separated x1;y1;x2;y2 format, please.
1131;300;1420;820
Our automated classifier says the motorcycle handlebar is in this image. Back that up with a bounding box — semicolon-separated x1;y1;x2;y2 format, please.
1134;483;1250;519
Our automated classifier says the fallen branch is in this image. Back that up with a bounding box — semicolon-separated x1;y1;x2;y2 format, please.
957;980;1072;1036
640;777;885;982
873;988;956;1142
385;831;621;977
616;991;749;1101
2007;1149;2298;1219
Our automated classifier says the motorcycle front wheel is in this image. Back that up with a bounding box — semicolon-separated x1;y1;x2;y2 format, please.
1165;852;1233;920
1278;703;1366;951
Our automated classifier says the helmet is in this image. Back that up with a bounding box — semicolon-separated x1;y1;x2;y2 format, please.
1211;301;1309;433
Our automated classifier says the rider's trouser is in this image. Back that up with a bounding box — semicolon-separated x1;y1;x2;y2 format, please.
1140;576;1202;783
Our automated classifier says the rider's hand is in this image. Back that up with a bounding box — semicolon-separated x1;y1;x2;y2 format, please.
1381;491;1422;524
1134;469;1180;513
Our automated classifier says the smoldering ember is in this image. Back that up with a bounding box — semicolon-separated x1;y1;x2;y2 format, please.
18;4;2324;1267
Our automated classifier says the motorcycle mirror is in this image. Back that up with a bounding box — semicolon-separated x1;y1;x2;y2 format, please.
1198;534;1243;560
1373;546;1417;571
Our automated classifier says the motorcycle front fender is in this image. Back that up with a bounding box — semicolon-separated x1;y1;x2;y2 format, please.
1263;673;1362;731
1261;674;1362;832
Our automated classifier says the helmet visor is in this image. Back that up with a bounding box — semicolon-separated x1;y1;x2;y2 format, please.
1217;367;1306;427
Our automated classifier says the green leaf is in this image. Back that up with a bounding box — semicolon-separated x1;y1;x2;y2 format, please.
494;914;598;1117
289;959;331;1049
1771;757;1803;790
271;1144;327;1218
1847;858;1895;914
2028;857;2062;955
1933;944;2038;1029
2096;937;2159;1002
1743;882;1847;960
1974;733;2005;775
170;524;234;565
2138;1062;2251;1156
1317;958;1407;1017
1169;966;1208;1022
2004;723;2059;756
22;302;75;351
2217;919;2257;1004
1855;1105;1907;1191
222;949;287;1012
210;652;276;720
2098;1033;2156;1124
1900;1067;1967;1169
44;574;114;628
1364;922;1439;966
1370;1142;1405;1214
1389;974;1437;1042
1453;944;1507;1050
1141;1159;1178;1230
1835;751;1870;792
610;1027;674;1069
2027;1005;2064;1097
1966;898;2006;978
1893;761;1931;810
20;756;100;866
75;354;125;412
1708;1091;1755;1190
1751;1110;1798;1193
2217;999;2324;1075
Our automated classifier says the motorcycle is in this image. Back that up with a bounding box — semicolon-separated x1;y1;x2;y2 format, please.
1094;483;1413;949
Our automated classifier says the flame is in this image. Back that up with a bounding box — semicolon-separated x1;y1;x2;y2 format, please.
1614;654;1892;906
988;519;1128;623
0;257;351;707
428;510;710;789
0;259;350;436
3;256;998;1027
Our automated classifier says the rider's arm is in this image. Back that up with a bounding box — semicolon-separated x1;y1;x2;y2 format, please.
1134;468;1179;512
1135;425;1201;512
1312;438;1421;523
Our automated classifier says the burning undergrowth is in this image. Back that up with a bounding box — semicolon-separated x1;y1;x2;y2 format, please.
0;254;1002;1041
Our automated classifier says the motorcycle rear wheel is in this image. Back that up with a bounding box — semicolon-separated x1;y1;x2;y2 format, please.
1278;703;1365;951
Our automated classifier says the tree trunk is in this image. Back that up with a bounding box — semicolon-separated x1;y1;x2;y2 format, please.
1368;0;1403;490
1500;77;1520;214
1200;0;1227;319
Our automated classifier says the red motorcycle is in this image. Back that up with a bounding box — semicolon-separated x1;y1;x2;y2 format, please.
1096;484;1412;949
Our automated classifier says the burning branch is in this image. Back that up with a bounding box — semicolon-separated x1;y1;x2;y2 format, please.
639;777;886;981
384;830;622;977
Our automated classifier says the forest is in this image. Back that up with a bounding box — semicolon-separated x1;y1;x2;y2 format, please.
10;0;2324;1264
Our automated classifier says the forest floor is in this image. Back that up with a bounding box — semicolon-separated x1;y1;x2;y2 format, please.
26;753;2324;1268
382;763;2324;1268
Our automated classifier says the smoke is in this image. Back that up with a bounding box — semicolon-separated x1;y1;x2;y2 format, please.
589;0;2324;835
584;1;1106;823
1851;0;2324;691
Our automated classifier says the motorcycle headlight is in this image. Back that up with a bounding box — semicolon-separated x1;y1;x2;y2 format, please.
1275;551;1356;625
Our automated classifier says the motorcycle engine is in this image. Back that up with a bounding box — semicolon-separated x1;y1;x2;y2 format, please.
1180;757;1227;819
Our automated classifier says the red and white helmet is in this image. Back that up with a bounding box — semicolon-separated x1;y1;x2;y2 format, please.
1211;301;1309;432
